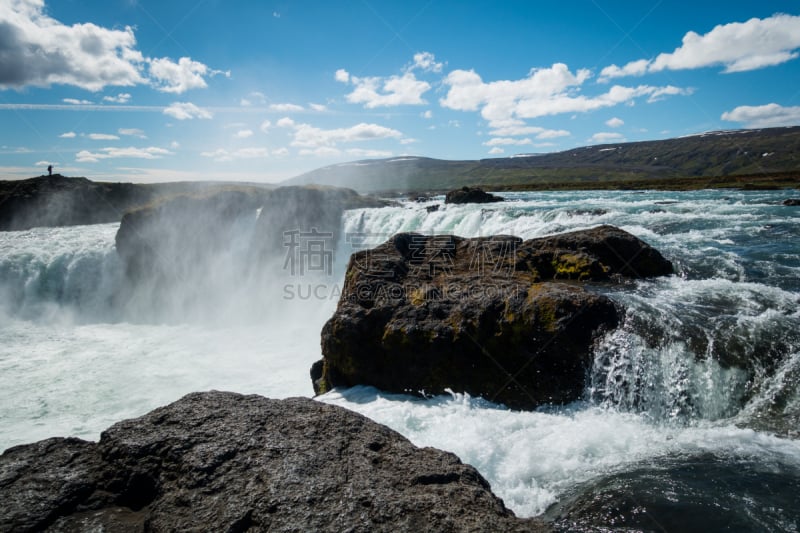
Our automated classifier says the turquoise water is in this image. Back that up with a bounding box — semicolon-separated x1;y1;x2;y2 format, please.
1;189;799;527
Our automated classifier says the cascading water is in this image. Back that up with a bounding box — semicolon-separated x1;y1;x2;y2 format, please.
1;189;799;528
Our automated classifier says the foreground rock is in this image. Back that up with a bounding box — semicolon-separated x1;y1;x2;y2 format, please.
0;391;547;532
315;226;672;409
783;198;800;206
445;186;504;204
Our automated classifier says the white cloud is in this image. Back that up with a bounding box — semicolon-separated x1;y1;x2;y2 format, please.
400;138;419;145
440;63;685;125
601;14;800;80
290;122;403;147
170;141;180;149
241;91;266;106
59;131;76;138
148;57;210;93
76;146;172;162
273;147;289;156
335;69;350;83
234;129;254;139
488;120;570;138
345;72;431;108
421;110;433;119
163;102;213;120
276;117;295;128
309;103;327;112
87;133;120;140
0;1;222;93
201;147;272;162
411;52;443;73
346;148;393;158
269;103;305;112
605;117;624;128
589;132;625;143
104;93;131;103
488;147;505;155
63;98;93;105
0;1;145;91
483;137;534;146
299;147;342;157
260;120;272;132
118;128;146;138
721;103;800;128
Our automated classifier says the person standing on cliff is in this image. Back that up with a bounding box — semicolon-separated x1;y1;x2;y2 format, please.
47;165;53;176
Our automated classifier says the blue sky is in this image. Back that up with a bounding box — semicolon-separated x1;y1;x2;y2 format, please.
1;0;799;183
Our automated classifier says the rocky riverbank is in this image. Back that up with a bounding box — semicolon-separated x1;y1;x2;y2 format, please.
0;391;548;532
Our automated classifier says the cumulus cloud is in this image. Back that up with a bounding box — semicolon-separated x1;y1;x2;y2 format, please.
259;120;272;132
721;103;800;128
59;131;76;138
76;146;172;162
441;63;688;125
148;57;211;93
87;133;119;140
0;0;222;93
276;117;295;128
411;52;443;73
488;147;504;155
309;103;327;112
335;69;350;83
345;72;430;108
104;93;131;103
605;117;624;128
589;132;625;143
234;129;254;139
600;14;800;80
290;122;403;147
163;102;213;120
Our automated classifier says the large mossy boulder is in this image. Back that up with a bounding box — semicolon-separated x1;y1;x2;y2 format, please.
0;391;547;532
314;225;672;409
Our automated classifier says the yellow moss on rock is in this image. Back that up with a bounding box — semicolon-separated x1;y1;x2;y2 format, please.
551;253;594;281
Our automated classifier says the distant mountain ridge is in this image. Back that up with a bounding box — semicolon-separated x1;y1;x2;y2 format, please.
285;126;800;192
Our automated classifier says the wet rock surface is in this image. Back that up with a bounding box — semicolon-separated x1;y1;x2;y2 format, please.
316;225;673;409
444;186;504;204
0;391;548;532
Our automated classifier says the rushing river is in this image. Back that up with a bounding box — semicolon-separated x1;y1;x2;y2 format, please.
1;189;799;530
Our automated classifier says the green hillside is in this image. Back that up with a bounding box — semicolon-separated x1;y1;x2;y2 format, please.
285;127;800;193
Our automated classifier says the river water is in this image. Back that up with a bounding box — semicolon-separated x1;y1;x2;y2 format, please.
1;189;799;530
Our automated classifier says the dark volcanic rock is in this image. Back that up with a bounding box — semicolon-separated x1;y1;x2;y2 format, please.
315;226;672;409
0;175;156;231
783;198;800;206
0;391;547;532
445;186;503;205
